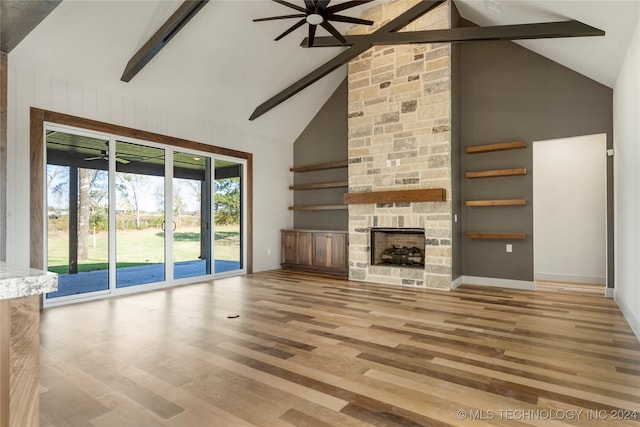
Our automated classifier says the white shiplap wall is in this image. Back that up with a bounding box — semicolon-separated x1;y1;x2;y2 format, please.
6;65;294;271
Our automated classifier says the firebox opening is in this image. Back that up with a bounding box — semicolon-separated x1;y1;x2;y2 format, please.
370;228;425;269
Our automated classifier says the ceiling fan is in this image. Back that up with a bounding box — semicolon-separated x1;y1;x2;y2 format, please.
84;151;131;164
253;0;374;47
84;142;133;164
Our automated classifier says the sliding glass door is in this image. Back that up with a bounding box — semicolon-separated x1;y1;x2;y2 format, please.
44;125;247;305
214;159;243;274
173;151;212;280
46;130;111;298
115;140;166;288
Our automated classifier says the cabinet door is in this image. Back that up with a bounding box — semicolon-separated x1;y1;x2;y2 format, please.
328;232;347;269
281;231;298;264
313;232;347;268
313;233;330;267
296;232;313;265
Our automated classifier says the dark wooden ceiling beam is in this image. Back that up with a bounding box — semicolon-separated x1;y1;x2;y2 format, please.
250;0;605;121
300;20;605;47
249;42;373;121
377;0;446;33
0;0;62;53
120;0;208;82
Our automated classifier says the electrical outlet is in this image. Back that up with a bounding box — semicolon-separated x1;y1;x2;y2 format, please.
506;244;513;253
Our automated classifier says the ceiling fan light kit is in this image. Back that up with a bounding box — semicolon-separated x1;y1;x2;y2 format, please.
306;13;324;25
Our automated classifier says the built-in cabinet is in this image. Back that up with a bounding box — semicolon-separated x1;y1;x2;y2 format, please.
281;229;348;276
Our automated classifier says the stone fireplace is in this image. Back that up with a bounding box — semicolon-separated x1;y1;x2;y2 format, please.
346;0;453;290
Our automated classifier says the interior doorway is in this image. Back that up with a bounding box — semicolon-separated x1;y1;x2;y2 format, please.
533;134;607;295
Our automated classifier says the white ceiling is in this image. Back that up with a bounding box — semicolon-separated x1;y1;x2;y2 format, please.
9;0;640;144
455;0;640;88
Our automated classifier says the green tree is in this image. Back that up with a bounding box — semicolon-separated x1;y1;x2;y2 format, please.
173;186;186;227
78;169;91;260
117;173;145;229
215;177;240;225
89;171;108;231
47;165;68;208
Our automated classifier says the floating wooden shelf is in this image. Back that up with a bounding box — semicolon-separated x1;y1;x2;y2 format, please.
465;199;527;207
288;205;348;211
465;232;527;240
289;181;348;191
290;160;348;173
466;168;526;179
466;141;526;154
344;188;446;204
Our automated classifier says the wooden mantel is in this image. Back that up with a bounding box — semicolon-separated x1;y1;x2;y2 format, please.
344;188;446;204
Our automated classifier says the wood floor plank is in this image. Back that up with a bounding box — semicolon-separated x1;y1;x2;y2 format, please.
40;270;640;426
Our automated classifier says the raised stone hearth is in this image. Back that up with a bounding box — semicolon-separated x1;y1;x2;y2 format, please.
347;0;453;289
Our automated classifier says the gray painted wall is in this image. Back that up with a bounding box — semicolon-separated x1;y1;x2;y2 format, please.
460;37;614;283
0;53;6;262
450;5;462;281
293;78;348;230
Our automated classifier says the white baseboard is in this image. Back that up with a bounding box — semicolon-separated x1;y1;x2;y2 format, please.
460;275;535;290
451;276;463;289
605;287;614;298
534;272;605;285
614;291;640;341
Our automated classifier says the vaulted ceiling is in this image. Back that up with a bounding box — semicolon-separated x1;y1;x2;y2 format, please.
6;0;640;144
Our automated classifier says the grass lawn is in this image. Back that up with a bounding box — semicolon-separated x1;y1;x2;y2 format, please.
48;224;240;273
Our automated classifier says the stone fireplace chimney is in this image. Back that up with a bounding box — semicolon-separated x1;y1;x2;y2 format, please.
346;0;453;290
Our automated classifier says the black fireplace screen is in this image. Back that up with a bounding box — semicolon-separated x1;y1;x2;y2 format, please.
370;228;425;268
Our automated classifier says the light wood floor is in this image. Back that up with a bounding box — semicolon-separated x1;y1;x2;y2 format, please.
40;270;640;426
535;280;606;297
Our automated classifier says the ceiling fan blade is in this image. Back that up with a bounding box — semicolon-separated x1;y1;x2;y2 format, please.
274;18;307;41
304;0;316;12
83;156;103;161
272;0;306;13
308;24;317;47
317;0;331;12
327;14;373;26
253;14;305;22
115;158;131;165
321;21;347;44
326;0;373;14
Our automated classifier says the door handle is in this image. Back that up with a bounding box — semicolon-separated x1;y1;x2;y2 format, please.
161;221;177;232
